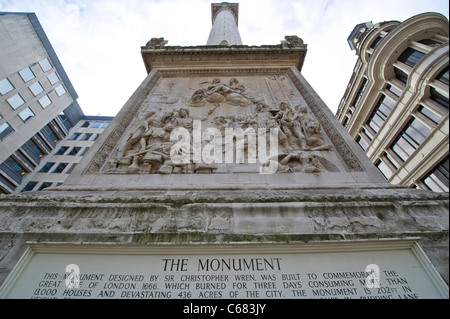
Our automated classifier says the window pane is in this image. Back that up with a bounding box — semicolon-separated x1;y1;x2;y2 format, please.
18;107;35;122
39;59;52;72
38;95;52;108
69;133;81;140
436;66;449;86
22;181;38;192
418;105;441;124
38;182;53;191
376;160;392;180
56;146;69;155
405;118;430;146
4;156;27;176
47;73;59;85
53;163;68;173
430;87;449;110
55;85;66;96
39;162;55;173
422;157;449;192
81;133;93;141
356;136;368;151
29;82;44;96
0;78;14;95
394;67;408;84
19;67;35;82
386;84;402;97
398;48;425;68
7;93;25;109
91;122;102;128
68;147;81;155
0;122;15;140
24;139;44;158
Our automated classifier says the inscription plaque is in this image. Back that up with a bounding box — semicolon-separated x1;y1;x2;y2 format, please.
0;239;447;299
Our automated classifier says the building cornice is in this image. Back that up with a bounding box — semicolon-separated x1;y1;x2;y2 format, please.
141;43;308;74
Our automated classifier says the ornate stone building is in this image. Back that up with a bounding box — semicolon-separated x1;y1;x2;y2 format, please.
0;3;448;300
336;13;449;193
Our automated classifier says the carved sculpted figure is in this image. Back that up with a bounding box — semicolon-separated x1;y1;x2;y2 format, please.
108;77;333;175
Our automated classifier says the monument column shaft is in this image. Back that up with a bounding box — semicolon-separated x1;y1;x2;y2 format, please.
207;8;243;45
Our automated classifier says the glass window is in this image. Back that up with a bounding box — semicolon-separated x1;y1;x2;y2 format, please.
422;157;449;193
435;66;449;86
430;87;449;110
102;122;110;128
81;121;91;128
7;93;25;109
68;147;81;155
4;156;27;177
39;162;55;173
386;84;402;97
390;118;431;163
91;121;103;128
38;182;53;191
81;133;93;141
418;105;441;124
38;95;52;108
0;78;14;95
39;59;52;72
21;181;38;192
53;163;68;173
352;78;368;108
47;73;59;85
24;139;45;158
394;67;408;84
69;133;81;140
0;122;14;140
18;107;35;122
41;125;60;143
19;67;35;82
56;146;69;155
29;82;44;96
366;95;395;134
398;48;426;68
418;39;442;48
376;160;393;180
356;136;368;151
55;85;66;96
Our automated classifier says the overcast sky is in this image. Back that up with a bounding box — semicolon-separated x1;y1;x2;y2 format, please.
1;0;449;116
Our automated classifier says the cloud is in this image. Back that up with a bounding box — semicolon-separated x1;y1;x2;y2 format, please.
1;0;448;116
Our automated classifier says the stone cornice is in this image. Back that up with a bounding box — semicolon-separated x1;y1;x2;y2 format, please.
141;44;307;74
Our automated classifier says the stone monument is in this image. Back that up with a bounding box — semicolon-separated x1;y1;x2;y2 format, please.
0;3;448;300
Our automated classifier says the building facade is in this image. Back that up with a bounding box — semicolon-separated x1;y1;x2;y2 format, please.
336;13;449;193
0;12;88;195
16;116;113;194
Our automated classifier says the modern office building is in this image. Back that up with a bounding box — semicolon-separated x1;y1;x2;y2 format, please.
336;12;449;193
15;116;113;194
0;12;86;194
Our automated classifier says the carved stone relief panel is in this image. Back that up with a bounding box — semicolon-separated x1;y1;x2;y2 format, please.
103;76;342;175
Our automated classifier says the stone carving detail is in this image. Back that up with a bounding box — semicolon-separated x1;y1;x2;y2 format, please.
282;35;304;48
143;37;168;49
287;70;365;172
187;78;252;107
105;77;334;175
